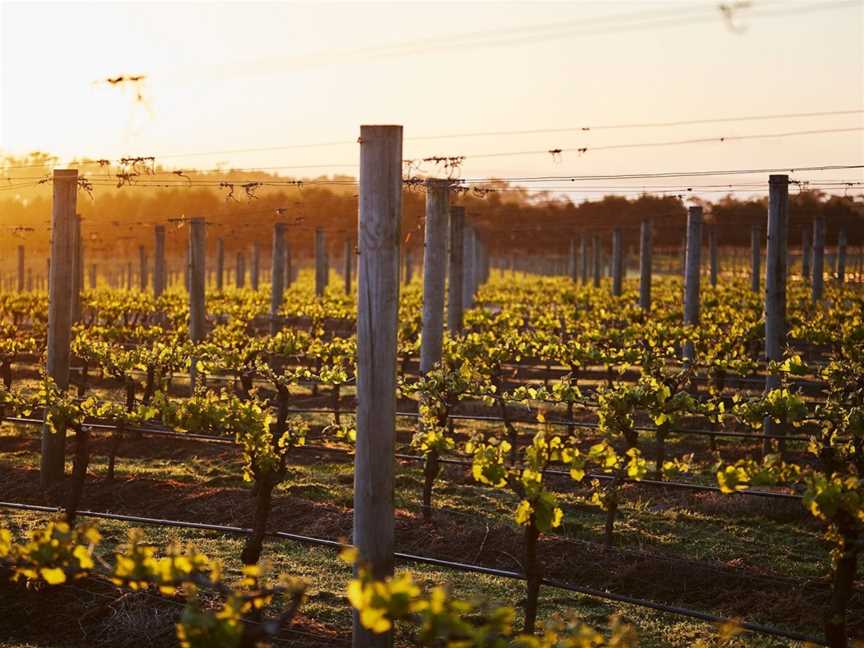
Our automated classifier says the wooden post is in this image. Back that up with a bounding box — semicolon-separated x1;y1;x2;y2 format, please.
462;223;475;311
251;241;260;290
639;218;652;311
708;226;718;287
188;218;206;389
71;214;82;322
836;227;847;283
285;240;294;288
353;125;402;648
215;238;224;291
41;169;77;493
138;245;148;292
154;225;166;297
236;252;245;289
579;235;588;284
568;239;577;282
764;175;789;446
683;206;702;361
270;223;286;335
448;206;465;336
812;218;825;301
750;223;761;293
315;227;327;297
89;264;97;290
611;228;623;296
591;234;601;288
17;245;24;292
801;225;811;281
126;261;133;291
420;179;448;373
344;237;353;295
404;249;414;285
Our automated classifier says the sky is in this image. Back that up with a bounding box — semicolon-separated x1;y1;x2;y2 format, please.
1;0;863;200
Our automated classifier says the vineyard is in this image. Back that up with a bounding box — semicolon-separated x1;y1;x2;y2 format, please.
0;142;863;648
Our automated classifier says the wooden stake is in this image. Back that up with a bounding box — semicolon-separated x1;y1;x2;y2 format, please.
41;169;77;493
639;218;652;311
315;227;327;297
611;228;623;296
251;241;260;290
216;238;224;291
812;218;825;301
750;223;761;293
353;125;402;648
344;237;353;295
420;179;449;373
764;175;789;447
462;223;475;311
71;214;82;321
188;218;206;389
270;223;286;335
139;245;148;292
683;206;702;361
17;245;24;292
708;226;718;287
801;225;811;281
236;252;246;289
154;225;166;297
447;206;465;336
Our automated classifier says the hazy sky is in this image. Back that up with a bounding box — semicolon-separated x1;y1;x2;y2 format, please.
1;0;862;198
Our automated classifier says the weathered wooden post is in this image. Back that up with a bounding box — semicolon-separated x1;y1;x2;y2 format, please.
71;214;82;322
89;264;97;290
270;223;286;335
750;223;761;293
126;261;133;291
17;245;24;292
420;179;449;373
285;240;294;288
251;241;260;290
812;218;825;301
683;206;702;361
836;227;847;284
41;169;77;494
236;252;246;289
568;239;577;282
314;227;327;297
138;245;148;292
215;238;224;291
801;225;811;281
639;218;652;311
448;206;465;336
343;237;353;295
708;226;718;287
404;249;414;285
353;125;402;648
611;228;623;296
188;218;206;390
579;235;588;284
764;175;789;447
591;233;601;288
154;225;166;297
462;223;475;311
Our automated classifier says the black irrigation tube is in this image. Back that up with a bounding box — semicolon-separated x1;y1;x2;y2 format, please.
0;501;825;646
0;416;805;501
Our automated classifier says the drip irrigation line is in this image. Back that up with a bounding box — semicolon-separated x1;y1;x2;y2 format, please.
0;501;825;646
0;416;805;500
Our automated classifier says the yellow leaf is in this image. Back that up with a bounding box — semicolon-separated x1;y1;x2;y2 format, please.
40;567;66;585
